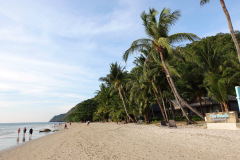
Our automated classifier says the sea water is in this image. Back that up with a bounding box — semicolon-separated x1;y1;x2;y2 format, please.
0;122;62;152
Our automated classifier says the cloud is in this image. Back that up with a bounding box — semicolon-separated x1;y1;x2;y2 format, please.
3;0;240;122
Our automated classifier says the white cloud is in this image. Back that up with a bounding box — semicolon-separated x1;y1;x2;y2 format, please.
2;0;239;122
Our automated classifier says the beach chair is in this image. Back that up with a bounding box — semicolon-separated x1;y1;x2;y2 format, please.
137;120;143;124
169;120;177;128
160;120;167;126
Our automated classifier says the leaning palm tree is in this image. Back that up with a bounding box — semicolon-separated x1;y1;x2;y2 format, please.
99;62;134;122
200;0;240;62
130;48;168;122
123;8;204;120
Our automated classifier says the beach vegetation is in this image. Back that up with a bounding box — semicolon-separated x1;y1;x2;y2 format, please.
99;62;134;122
200;0;240;62
123;8;204;122
92;8;240;124
66;98;98;122
53;6;240;125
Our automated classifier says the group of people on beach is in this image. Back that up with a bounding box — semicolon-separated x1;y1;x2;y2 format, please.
17;127;33;143
64;121;73;129
63;121;90;129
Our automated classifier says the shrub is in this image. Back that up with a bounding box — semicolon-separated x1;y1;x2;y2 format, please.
151;117;162;121
152;120;158;125
174;116;187;121
190;115;202;121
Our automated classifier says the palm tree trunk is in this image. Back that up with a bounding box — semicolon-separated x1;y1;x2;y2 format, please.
151;105;155;117
151;86;167;122
159;87;169;122
157;48;204;120
223;101;229;112
117;86;134;122
168;97;175;119
198;94;204;114
220;103;224;112
133;114;138;122
165;74;190;121
220;0;240;62
122;88;128;102
143;114;148;122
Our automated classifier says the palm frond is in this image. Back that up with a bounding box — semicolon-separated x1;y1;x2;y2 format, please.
158;8;181;37
200;0;210;6
168;33;200;44
165;61;181;77
123;38;152;62
157;37;172;53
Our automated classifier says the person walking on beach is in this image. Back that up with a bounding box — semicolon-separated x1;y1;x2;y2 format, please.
18;128;20;136
64;123;68;129
23;127;27;137
87;121;90;126
29;128;33;140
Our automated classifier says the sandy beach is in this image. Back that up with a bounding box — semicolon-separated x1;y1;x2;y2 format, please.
0;122;240;160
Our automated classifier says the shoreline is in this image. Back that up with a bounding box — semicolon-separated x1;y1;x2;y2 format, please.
0;122;240;160
0;124;61;153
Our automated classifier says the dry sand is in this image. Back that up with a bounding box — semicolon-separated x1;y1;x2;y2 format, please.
0;122;240;160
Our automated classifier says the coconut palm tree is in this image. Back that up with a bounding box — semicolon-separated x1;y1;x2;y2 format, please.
123;8;204;120
132;48;168;122
99;62;134;122
186;39;229;74
128;69;153;122
200;0;240;62
204;70;240;111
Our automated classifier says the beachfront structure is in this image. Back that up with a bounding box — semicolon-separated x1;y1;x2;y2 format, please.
171;96;239;117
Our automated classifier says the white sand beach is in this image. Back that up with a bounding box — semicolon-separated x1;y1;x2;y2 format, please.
0;122;240;160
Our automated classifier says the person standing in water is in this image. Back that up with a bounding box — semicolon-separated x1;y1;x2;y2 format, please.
29;128;33;140
17;128;21;143
18;128;20;136
23;127;27;137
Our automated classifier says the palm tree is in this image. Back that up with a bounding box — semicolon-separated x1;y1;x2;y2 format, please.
186;39;229;74
99;62;134;122
204;70;240;111
123;8;204;120
200;0;240;62
128;69;153;122
129;48;169;122
94;84;113;121
183;35;240;112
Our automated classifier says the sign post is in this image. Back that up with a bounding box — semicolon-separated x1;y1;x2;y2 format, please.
205;111;239;130
235;86;240;112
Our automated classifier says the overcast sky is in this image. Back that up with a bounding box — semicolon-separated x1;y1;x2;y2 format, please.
0;0;239;123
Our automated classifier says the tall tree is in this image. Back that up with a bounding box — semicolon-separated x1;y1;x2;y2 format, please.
99;62;134;122
200;0;240;62
124;8;204;120
132;48;168;122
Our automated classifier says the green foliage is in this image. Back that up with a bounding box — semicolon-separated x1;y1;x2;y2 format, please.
51;7;240;123
174;116;186;121
151;117;162;121
93;83;126;122
152;120;158;125
190;116;202;121
66;98;98;122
